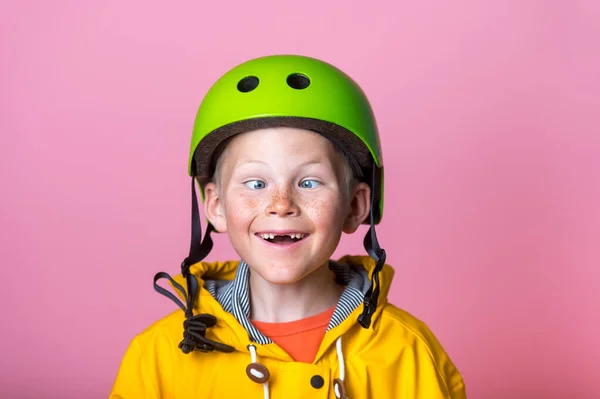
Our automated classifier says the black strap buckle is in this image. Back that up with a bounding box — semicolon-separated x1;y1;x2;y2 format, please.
358;163;387;329
153;176;233;354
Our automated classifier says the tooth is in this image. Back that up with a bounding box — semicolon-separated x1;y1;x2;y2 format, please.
295;234;301;239
269;233;274;239
298;234;304;239
262;234;269;239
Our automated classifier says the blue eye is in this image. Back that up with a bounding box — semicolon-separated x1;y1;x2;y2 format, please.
245;180;266;190
299;179;321;189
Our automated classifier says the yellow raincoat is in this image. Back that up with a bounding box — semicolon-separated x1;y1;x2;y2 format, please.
111;256;466;398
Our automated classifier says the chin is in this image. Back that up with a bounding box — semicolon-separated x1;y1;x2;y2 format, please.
247;259;319;285
254;267;307;285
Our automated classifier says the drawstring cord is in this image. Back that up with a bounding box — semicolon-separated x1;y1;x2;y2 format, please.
247;345;270;399
334;336;347;399
336;337;345;382
246;337;347;399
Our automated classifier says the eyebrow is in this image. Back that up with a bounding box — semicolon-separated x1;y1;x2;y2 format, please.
234;159;267;170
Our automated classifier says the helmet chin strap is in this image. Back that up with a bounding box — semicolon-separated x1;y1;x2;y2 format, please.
153;176;234;354
357;163;386;329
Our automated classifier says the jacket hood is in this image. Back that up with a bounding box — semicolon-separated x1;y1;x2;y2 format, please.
169;255;395;359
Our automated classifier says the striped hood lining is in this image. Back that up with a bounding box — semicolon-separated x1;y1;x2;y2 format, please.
204;260;370;345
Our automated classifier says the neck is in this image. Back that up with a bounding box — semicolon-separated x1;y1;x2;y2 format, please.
249;262;343;323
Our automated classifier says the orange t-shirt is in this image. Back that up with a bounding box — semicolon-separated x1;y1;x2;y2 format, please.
252;305;336;363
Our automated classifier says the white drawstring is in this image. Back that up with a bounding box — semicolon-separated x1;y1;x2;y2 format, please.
247;338;346;399
248;344;270;399
334;336;347;399
336;336;345;381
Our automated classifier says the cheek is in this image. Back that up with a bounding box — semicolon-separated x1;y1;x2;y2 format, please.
303;193;348;227
224;194;261;226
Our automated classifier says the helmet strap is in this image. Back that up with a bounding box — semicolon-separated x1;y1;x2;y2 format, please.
153;176;233;354
357;163;386;329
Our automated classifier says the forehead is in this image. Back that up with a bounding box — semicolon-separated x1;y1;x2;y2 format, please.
223;127;339;162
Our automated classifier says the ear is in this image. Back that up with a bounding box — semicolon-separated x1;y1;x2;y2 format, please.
342;182;371;234
203;182;227;233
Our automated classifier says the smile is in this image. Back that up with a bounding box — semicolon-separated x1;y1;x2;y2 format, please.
255;232;308;245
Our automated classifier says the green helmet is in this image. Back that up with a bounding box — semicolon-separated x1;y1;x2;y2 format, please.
188;54;384;224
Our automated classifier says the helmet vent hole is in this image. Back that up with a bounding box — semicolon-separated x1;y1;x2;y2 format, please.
287;73;310;90
237;76;259;93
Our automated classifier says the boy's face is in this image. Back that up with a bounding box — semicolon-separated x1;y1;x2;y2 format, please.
203;127;370;285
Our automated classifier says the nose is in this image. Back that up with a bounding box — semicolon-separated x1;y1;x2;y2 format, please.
265;187;299;217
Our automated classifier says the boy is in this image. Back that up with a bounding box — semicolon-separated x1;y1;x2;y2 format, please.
111;55;466;398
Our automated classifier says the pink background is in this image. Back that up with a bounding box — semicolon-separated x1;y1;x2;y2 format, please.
1;1;599;398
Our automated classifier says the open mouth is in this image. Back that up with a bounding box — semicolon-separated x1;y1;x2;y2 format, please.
256;232;308;245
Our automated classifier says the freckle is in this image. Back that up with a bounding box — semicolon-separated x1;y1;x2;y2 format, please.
311;200;324;217
244;197;256;208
